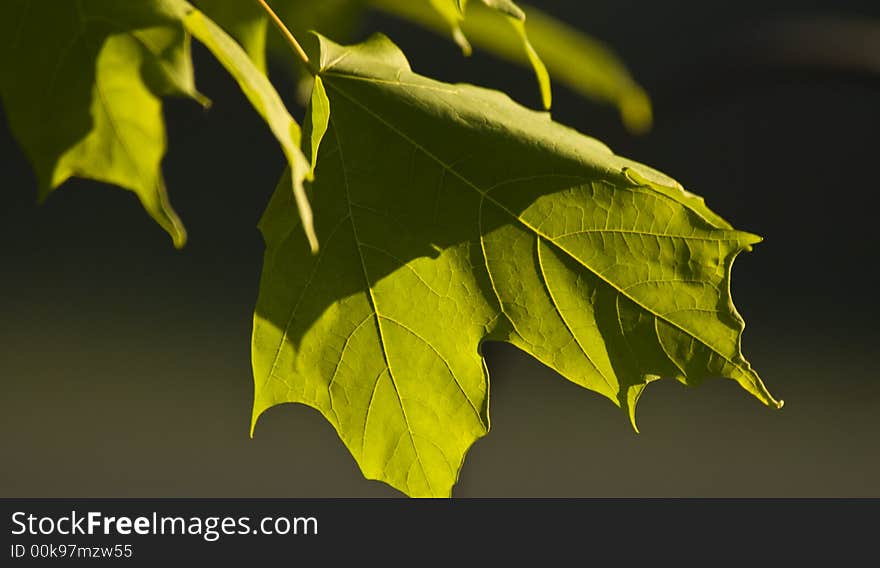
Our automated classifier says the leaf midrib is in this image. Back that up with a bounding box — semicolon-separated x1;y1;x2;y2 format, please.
331;115;436;497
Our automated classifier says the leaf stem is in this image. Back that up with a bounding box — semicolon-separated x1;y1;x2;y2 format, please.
254;0;309;66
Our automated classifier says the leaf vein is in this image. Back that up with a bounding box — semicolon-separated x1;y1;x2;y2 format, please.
332;116;434;495
379;314;485;428
263;214;352;392
536;237;616;396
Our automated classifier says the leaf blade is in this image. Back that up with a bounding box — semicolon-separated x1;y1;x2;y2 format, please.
253;34;780;497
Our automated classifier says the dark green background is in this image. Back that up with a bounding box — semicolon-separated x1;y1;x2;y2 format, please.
2;0;878;496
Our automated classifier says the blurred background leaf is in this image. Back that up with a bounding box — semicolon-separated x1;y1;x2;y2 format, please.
373;0;553;109
198;0;650;130
365;0;650;129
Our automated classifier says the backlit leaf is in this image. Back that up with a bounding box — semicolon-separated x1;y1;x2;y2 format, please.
251;34;780;497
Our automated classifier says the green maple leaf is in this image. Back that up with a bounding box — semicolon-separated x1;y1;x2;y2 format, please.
0;0;316;250
252;34;782;497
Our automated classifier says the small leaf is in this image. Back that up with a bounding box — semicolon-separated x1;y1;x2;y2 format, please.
303;76;331;177
252;34;780;498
